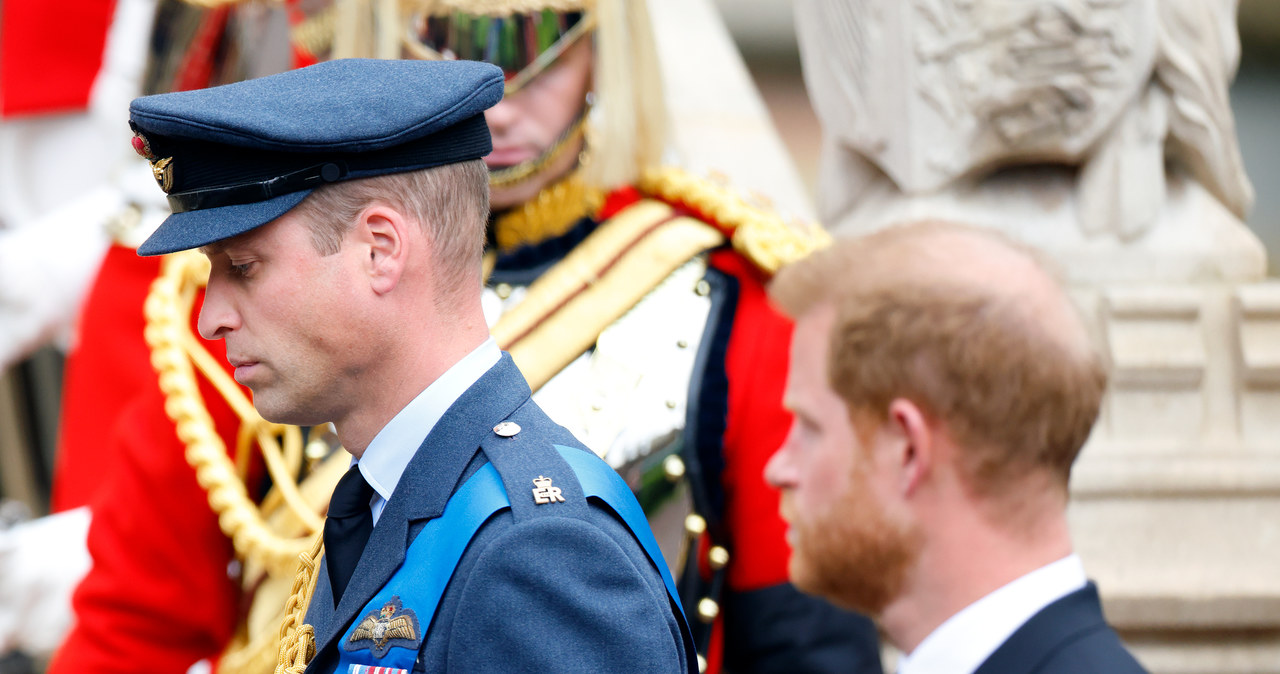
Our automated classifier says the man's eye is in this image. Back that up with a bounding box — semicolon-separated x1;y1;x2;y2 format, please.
229;261;255;278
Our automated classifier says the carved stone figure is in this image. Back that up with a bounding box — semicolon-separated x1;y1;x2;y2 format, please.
798;0;1256;253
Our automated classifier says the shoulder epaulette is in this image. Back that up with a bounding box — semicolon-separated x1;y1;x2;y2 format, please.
637;165;832;276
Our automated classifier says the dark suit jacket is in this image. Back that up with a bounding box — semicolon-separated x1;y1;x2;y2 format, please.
973;583;1147;674
303;353;691;673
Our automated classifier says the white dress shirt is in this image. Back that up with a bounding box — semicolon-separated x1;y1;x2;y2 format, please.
354;337;501;525
896;554;1088;674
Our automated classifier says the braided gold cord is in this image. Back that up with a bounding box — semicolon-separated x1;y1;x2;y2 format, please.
637;166;832;276
144;251;316;577
274;534;324;674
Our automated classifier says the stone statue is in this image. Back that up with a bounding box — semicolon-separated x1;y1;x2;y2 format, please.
797;0;1258;271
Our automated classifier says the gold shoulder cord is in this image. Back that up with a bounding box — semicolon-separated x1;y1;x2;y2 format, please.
637;165;832;274
145;251;334;674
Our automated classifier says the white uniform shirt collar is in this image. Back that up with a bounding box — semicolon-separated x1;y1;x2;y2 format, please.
355;337;501;524
897;554;1087;674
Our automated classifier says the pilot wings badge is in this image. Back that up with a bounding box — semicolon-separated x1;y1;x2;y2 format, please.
343;596;422;658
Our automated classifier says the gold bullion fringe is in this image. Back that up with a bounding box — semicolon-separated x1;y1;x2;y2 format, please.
491;169;605;252
637;165;833;276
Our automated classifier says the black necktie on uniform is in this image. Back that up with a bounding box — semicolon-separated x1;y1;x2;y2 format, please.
325;465;375;607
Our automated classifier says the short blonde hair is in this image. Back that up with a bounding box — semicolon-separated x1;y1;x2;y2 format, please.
770;221;1107;498
290;160;490;305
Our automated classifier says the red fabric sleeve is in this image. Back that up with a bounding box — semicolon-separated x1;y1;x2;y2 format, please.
709;250;795;591
0;0;116;117
49;252;246;672
53;246;161;512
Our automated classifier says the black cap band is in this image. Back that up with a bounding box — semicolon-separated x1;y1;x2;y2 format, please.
157;113;492;213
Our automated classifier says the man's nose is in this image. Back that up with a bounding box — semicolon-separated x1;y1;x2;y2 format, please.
484;97;518;135
764;435;796;489
197;276;239;340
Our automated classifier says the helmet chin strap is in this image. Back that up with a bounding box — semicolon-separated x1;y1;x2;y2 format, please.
488;101;590;190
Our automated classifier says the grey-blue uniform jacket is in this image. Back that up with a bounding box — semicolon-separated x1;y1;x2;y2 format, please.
303;354;693;673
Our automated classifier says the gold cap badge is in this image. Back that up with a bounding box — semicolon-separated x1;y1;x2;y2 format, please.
132;131;175;193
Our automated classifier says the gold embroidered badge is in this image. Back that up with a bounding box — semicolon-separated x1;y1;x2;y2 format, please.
532;476;565;505
132;131;175;192
344;596;421;658
151;157;175;192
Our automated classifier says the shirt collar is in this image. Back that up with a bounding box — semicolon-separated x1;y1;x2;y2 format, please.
355;337;501;524
897;554;1087;674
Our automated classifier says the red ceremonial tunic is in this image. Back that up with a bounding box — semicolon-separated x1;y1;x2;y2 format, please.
49;246;244;673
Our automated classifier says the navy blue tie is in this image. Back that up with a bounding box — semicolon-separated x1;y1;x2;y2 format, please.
325;465;375;607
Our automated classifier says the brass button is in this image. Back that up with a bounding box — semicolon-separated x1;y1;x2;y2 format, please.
663;455;686;482
684;513;706;537
697;598;719;623
708;546;730;570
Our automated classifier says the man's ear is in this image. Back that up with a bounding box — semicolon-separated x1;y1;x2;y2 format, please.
885;398;933;497
360;205;410;295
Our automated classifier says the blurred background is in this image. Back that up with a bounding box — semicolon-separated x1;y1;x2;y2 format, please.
2;0;1279;555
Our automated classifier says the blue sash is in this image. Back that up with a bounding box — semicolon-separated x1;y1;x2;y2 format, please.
336;445;687;672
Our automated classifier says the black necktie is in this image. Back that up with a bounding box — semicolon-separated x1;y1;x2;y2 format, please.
324;465;375;607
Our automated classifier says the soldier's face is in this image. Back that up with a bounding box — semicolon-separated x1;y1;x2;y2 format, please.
764;304;921;615
484;38;593;209
197;211;375;428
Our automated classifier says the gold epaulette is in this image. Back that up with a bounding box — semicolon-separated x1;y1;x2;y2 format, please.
636;165;832;276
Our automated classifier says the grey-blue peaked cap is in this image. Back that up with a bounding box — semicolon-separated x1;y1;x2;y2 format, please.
130;58;504;256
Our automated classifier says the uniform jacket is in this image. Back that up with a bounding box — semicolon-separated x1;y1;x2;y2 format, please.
974;583;1147;674
302;353;691;674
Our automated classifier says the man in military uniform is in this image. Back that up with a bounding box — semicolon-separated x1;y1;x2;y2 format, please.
50;1;882;671
128;57;695;673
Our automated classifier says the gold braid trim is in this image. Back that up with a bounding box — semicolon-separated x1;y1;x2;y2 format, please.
274;534;324;674
492;169;605;252
144;251;320;576
637;166;833;276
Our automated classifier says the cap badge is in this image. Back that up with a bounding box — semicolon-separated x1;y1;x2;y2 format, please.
532;476;565;505
150;157;175;192
132;131;175;193
344;596;421;658
493;421;521;437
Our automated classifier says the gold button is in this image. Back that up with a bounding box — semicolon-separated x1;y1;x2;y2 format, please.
695;280;711;297
697;655;708;673
708;546;730;570
494;283;513;299
697;598;719;623
493;421;521;437
684;513;706;537
304;438;330;461
677;339;689;349
663;455;686;482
